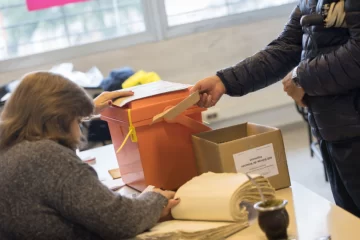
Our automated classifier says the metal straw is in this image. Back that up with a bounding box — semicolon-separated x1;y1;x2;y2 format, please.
246;173;265;202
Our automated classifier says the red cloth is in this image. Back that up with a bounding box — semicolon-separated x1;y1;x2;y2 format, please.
26;0;88;11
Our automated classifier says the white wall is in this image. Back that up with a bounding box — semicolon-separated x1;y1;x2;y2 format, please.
0;14;302;127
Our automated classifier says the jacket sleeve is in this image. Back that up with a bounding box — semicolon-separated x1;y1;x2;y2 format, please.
217;5;303;97
296;1;360;96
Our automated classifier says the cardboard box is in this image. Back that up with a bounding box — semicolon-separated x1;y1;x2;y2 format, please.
192;122;290;190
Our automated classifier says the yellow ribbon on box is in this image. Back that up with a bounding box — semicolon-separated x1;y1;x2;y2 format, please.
116;109;137;153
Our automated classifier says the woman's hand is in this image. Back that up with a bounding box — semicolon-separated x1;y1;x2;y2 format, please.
93;90;134;114
153;188;180;220
190;75;226;108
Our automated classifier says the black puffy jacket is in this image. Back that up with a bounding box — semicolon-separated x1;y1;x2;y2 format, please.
217;0;360;142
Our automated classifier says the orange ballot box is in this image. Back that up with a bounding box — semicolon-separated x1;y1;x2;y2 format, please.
101;81;211;191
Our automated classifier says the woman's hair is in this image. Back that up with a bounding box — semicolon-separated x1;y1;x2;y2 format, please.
0;72;94;150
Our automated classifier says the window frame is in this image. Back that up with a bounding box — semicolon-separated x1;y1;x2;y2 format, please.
0;0;296;73
162;2;296;39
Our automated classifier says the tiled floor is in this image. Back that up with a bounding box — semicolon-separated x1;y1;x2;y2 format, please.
280;123;334;202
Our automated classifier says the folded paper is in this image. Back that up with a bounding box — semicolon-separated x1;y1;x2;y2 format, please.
136;172;276;239
172;172;275;222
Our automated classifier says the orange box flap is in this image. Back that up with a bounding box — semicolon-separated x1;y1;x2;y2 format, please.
152;91;200;123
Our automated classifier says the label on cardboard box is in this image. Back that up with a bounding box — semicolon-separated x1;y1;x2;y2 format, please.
233;143;279;178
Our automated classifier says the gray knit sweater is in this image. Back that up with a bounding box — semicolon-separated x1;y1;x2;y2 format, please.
0;140;168;240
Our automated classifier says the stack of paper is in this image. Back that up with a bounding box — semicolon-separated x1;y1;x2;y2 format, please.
136;221;248;240
136;172;276;239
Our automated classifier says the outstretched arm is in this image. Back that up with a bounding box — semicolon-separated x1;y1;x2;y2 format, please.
217;5;303;97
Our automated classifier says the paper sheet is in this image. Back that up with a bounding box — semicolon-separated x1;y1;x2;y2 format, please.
136;220;248;240
112;80;191;107
101;178;125;191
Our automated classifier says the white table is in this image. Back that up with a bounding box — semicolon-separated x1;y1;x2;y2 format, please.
78;144;138;197
77;144;118;181
79;144;360;239
230;182;360;239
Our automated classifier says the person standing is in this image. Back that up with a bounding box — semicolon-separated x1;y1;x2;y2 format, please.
191;0;360;217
